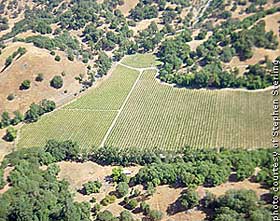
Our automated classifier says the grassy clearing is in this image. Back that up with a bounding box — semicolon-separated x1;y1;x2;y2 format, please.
64;65;139;110
18;109;117;149
121;53;157;68
105;70;271;150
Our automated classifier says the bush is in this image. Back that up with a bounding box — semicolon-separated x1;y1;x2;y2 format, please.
4;126;17;142
96;210;115;221
54;55;61;61
119;210;134;221
101;195;116;206
126;199;138;210
68;53;74;61
35;73;44;82
92;203;101;214
148;210;163;221
82;181;102;195
178;189;199;210
12;111;24;125
116;182;129;198
140;202;150;215
90;197;96;203
7;94;15;101
5;56;13;67
20;80;31;90
50;76;63;89
50;51;55;55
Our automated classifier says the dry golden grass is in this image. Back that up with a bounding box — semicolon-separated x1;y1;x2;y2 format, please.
57;161;141;217
0;42;86;114
117;0;140;17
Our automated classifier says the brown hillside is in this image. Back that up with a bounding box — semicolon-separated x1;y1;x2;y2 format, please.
0;42;85;114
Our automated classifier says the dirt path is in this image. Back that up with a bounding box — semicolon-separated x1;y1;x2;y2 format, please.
192;0;213;26
99;65;143;147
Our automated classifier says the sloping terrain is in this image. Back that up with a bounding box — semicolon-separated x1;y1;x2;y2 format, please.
18;54;272;150
0;42;85;114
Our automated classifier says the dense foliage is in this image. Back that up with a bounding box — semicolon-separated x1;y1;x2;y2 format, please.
0;138;277;220
0;99;56;129
203;189;272;221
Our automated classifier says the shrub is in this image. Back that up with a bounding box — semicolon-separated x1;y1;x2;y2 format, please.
7;94;15;101
90;197;96;203
5;56;13;67
35;73;44;82
12;111;24;125
148;210;163;221
4;126;17;142
126;199;138;210
92;203;101;214
54;55;61;61
50;76;63;89
178;189;199;210
67;53;74;61
96;210;115;221
82;181;102;195
116;182;129;198
20;80;31;90
50;51;55;55
119;210;134;221
101;195;116;206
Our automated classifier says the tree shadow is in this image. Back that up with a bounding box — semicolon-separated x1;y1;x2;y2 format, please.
0;65;9;73
228;173;238;182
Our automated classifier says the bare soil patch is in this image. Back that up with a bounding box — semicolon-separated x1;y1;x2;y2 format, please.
146;185;206;221
226;47;280;74
117;0;140;17
263;12;280;41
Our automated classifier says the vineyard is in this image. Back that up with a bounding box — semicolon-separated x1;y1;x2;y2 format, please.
105;70;271;150
65;65;139;110
17;65;139;149
17;110;117;149
18;55;272;150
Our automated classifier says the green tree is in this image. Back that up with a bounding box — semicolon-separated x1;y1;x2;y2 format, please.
20;80;31;90
126;199;138;210
25;103;44;122
140;202;150;215
82;181;102;195
12;110;24;125
116;182;129;198
148;210;163;221
1;111;11;127
55;55;61;61
4;126;17;142
5;56;13;67
40;99;56;113
178;189;199;210
50;75;63;89
146;182;156;196
96;210;116;221
119;210;134;221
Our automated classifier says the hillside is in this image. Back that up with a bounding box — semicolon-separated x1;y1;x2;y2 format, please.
0;0;279;220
